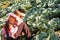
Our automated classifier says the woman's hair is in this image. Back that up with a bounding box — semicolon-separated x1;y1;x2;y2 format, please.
14;8;25;14
4;21;10;32
18;8;25;13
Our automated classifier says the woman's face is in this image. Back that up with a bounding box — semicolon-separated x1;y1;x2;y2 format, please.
15;10;25;19
8;16;16;25
15;10;21;16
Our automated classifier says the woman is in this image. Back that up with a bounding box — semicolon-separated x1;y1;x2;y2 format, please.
14;9;32;40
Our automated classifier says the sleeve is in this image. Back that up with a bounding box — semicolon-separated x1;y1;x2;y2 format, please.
20;13;25;16
1;28;6;36
9;25;14;33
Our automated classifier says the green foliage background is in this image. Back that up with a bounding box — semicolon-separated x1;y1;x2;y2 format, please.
0;0;60;40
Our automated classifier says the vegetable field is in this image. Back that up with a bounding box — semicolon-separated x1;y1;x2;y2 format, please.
0;0;60;40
